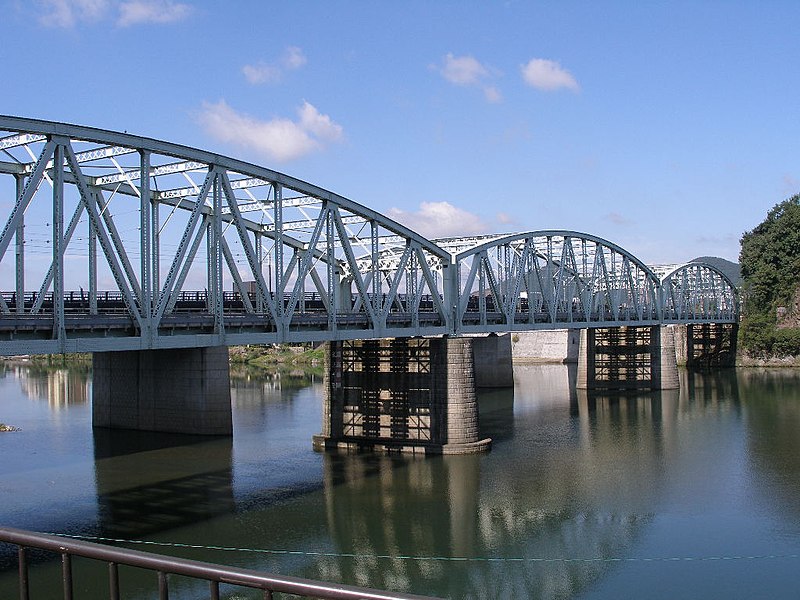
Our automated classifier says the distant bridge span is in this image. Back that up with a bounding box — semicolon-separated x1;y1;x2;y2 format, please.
0;116;738;356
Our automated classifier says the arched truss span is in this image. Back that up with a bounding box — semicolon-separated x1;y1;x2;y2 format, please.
660;262;739;322
0;116;452;353
452;231;662;332
0;117;739;354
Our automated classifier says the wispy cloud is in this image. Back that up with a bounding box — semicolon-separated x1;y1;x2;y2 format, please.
242;46;307;85
117;0;192;26
434;53;502;104
521;58;579;92
34;0;192;27
36;0;108;27
782;174;800;196
388;201;489;238
196;100;343;163
604;212;634;226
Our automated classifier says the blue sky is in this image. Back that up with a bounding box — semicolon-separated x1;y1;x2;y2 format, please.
3;0;799;265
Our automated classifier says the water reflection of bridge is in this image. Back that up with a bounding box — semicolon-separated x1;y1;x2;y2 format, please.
2;363;767;599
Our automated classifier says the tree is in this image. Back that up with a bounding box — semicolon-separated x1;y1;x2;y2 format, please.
739;194;800;354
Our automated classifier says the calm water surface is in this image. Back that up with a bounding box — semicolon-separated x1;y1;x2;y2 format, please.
1;361;800;599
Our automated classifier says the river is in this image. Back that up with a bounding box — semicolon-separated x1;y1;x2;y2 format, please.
0;360;799;599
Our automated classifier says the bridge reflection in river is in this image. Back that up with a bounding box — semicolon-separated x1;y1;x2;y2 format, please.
1;362;800;598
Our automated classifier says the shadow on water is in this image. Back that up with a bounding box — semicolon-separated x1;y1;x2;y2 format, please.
92;428;235;539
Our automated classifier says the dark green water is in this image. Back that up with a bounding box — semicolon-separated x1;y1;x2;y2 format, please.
1;361;800;599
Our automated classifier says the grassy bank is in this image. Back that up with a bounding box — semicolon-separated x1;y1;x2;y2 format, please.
229;344;325;369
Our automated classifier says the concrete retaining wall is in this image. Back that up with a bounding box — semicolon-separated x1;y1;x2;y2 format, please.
510;330;580;364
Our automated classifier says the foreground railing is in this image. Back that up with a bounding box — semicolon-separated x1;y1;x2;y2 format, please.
0;526;440;600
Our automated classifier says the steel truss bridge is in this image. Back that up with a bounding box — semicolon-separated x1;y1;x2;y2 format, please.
0;116;738;356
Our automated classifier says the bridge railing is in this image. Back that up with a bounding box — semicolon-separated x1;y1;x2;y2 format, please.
0;526;440;600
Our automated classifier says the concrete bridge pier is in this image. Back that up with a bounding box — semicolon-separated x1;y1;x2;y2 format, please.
576;326;679;391
471;333;514;387
92;346;232;435
313;337;492;455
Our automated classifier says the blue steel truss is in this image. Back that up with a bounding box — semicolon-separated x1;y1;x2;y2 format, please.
0;117;738;356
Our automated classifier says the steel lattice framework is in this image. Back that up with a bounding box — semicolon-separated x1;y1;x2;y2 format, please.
659;262;738;322
0;117;738;356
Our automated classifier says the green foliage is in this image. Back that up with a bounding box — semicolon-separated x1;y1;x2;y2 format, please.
739;194;800;354
740;315;800;357
740;195;800;313
739;314;775;354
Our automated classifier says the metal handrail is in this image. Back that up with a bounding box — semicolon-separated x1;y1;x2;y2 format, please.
0;526;441;600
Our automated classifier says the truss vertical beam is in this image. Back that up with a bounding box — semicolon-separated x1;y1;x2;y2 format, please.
326;208;337;332
52;141;66;348
210;174;224;336
140;150;152;322
14;175;24;315
255;232;264;313
371;220;379;314
274;183;284;315
152;187;160;310
89;216;97;315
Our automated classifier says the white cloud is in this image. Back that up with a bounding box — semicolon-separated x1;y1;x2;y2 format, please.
388;202;488;239
242;62;282;85
439;53;489;86
496;212;515;226
483;85;502;104
37;0;108;27
34;0;191;27
298;101;343;142
196;100;344;163
117;0;192;26
282;46;307;70
243;46;307;85
521;58;579;92
435;53;502;104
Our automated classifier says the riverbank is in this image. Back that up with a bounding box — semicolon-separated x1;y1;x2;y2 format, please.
1;345;324;369
229;344;324;369
736;351;800;367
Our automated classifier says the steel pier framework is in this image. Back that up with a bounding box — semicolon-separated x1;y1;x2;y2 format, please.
0;117;738;356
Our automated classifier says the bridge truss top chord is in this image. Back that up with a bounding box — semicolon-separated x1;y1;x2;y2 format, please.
0;116;738;356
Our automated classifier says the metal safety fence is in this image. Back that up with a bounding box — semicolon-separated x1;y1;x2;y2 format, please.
0;526;441;600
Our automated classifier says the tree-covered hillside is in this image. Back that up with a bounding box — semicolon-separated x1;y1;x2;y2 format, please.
739;194;800;355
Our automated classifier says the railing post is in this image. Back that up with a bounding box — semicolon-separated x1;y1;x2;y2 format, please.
109;562;120;600
158;570;168;600
61;553;73;600
18;547;29;600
